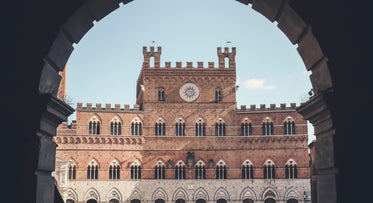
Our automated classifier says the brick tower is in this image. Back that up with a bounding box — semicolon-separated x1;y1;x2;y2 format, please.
54;47;311;203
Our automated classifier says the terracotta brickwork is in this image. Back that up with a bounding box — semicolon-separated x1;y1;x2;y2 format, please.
55;47;311;202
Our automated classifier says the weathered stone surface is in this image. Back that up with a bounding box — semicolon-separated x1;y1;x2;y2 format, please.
39;62;62;96
316;174;337;203
315;135;335;170
46;32;74;71
252;0;284;22
62;4;94;43
85;0;121;22
277;4;307;44
297;29;325;71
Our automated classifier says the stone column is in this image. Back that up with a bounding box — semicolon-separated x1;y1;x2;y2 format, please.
297;91;337;203
36;94;74;203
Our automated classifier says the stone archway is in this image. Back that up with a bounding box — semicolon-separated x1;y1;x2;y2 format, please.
40;0;333;202
9;0;367;203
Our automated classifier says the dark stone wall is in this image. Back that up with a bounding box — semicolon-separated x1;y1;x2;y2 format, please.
3;0;372;202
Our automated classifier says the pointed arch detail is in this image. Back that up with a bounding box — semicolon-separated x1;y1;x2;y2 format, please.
240;187;257;201
214;187;230;200
65;188;78;202
172;187;189;201
152;187;168;201
84;188;100;202
106;188;122;201
193;187;209;201
284;187;299;201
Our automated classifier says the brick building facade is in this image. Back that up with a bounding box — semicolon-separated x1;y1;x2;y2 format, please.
54;47;311;203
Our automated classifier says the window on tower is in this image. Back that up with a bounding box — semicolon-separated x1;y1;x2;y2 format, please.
195;161;206;179
109;160;120;180
110;117;121;135
215;118;226;136
158;88;165;101
131;117;142;136
284;116;296;135
195;118;206;136
155;118;166;136
68;161;76;180
215;88;222;101
175;161;186;179
131;161;141;180
87;160;99;180
285;159;298;179
216;160;227;179
175;118;186;136
242;160;254;179
263;160;276;179
241;118;252;136
262;117;274;135
154;161;166;179
88;116;100;135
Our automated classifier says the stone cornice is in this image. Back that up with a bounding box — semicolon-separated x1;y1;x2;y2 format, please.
39;94;75;137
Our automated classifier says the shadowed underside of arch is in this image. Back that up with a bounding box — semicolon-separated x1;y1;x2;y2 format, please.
15;0;353;203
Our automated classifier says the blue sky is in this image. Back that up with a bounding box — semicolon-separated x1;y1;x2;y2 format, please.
66;0;315;142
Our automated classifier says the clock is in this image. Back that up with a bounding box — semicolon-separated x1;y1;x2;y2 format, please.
179;83;200;102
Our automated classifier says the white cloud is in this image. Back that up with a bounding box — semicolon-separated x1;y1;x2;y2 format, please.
242;78;276;90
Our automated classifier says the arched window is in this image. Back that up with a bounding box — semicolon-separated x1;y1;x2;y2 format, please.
109;160;120;180
195;118;206;136
176;199;186;203
68;161;76;180
242;160;254;179
225;56;229;68
155;199;165;203
196;199;206;203
262;117;274;135
89;116;100;135
175;118;186;136
263;160;275;179
243;199;254;203
155;118;166;136
215;118;226;136
109;200;119;203
284;117;296;135
158;88;165;101
285;159;298;179
215;88;222;101
287;199;298;203
87;160;99;180
149;56;155;67
241;118;252;136
195;161;206;179
110;117;121;135
264;198;276;203
87;200;98;203
131;160;141;179
154;161;166;179
131;199;141;203
175;161;186;179
216;160;227;179
131;117;142;136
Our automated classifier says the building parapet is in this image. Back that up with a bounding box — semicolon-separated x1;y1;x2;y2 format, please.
54;134;307;149
54;135;144;145
238;103;298;112
76;103;143;112
142;46;236;69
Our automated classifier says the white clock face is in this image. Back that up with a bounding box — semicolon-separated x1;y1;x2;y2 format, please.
179;83;200;102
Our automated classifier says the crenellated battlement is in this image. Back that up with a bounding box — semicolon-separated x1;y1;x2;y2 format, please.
76;103;142;112
237;103;298;112
142;46;236;69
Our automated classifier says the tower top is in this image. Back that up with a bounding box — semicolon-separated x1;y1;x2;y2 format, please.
141;46;236;69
